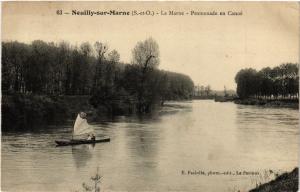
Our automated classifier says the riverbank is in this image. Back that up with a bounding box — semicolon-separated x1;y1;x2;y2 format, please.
249;167;298;192
1;94;134;131
2;94;67;131
1;94;189;131
234;98;299;109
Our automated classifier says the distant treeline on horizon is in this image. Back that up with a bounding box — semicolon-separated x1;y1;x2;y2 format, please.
2;39;194;114
235;63;299;100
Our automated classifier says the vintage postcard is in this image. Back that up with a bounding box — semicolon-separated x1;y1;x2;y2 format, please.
1;2;299;192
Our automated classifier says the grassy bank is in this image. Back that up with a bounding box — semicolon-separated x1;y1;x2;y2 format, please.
249;168;298;192
2;93;193;131
233;98;299;109
2;94;67;131
1;94;137;131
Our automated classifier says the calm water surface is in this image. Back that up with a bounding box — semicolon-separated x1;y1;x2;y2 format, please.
2;100;299;192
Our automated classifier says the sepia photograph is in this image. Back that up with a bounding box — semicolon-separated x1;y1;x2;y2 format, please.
1;2;299;192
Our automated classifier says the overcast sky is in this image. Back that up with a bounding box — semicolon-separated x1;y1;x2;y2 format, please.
2;2;299;90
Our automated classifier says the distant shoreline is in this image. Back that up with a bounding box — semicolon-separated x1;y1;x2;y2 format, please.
233;98;299;109
196;96;299;109
210;96;299;109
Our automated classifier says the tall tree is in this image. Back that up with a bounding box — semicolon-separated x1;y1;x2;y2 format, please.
93;42;108;91
132;38;160;113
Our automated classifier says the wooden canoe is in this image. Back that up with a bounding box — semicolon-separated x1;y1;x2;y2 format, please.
55;137;110;146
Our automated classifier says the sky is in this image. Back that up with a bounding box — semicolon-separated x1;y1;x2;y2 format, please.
2;2;299;90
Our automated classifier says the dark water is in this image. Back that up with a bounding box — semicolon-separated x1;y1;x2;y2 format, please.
2;100;299;192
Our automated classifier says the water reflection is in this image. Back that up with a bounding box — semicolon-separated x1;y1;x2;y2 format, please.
72;144;94;168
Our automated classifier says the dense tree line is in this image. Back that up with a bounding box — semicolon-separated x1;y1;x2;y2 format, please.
193;85;212;96
2;39;194;114
235;63;299;99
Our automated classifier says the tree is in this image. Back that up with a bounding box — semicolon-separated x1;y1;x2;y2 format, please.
132;37;160;69
235;63;299;99
2;40;196;118
29;40;52;94
131;38;160;113
94;42;108;61
200;86;205;96
205;85;211;96
57;41;71;94
93;42;108;90
2;41;31;93
107;49;120;63
235;68;258;99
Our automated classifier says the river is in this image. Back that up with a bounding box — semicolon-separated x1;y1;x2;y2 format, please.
2;100;299;192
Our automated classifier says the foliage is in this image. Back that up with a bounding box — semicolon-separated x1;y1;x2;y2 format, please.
235;63;299;99
1;94;67;131
2;39;194;116
132;37;160;69
194;85;212;97
78;168;102;192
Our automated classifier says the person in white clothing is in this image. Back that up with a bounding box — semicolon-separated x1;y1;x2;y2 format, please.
80;112;87;119
87;134;92;140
